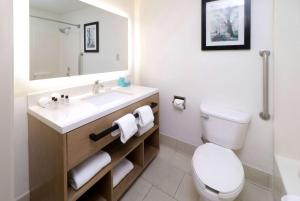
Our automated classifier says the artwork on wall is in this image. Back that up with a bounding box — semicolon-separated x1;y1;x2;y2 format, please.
84;21;99;52
202;0;251;50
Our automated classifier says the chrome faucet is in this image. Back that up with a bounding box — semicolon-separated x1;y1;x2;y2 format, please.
92;80;104;94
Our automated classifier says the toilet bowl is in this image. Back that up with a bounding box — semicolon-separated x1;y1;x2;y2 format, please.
192;104;251;201
192;143;244;201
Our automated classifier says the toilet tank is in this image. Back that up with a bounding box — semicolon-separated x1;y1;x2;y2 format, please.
200;104;251;150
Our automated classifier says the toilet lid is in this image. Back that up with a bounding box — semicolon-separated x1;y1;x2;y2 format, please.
192;143;244;194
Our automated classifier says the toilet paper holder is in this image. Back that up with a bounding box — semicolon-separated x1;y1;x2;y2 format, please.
172;96;186;110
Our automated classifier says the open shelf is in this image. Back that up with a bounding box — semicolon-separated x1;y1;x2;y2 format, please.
77;172;111;201
144;128;159;167
144;145;159;167
67;165;112;201
112;164;143;201
106;125;159;168
67;125;159;201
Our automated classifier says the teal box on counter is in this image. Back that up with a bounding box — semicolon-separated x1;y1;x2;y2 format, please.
118;77;131;87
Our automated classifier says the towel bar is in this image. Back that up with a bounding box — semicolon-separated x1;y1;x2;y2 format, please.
89;102;158;142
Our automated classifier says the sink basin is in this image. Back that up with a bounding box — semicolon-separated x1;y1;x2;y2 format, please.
82;91;131;106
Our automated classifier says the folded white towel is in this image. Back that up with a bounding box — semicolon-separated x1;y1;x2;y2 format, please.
112;114;138;144
136;122;154;137
133;106;154;127
69;151;111;190
112;159;134;188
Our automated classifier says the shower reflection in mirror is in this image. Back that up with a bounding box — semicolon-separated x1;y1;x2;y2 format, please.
29;0;128;80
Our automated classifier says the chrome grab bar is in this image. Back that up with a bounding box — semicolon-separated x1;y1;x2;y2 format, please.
259;50;271;121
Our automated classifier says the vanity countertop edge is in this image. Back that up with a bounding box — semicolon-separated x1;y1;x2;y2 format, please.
27;85;159;134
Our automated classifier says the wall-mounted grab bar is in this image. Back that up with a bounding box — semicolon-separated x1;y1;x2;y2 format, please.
259;50;271;121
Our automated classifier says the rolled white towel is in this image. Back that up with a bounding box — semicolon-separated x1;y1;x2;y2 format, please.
133;106;154;127
112;159;134;188
136;122;154;137
38;97;52;108
69;151;111;190
112;114;138;144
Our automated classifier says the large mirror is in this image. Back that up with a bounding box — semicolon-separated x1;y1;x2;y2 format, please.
30;0;128;80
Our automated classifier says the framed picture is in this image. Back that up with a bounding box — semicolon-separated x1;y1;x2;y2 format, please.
202;0;251;50
84;22;99;52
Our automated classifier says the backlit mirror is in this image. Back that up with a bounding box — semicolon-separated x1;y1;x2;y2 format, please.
30;0;128;80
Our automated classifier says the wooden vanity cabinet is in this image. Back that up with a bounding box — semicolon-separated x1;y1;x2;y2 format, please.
28;93;159;201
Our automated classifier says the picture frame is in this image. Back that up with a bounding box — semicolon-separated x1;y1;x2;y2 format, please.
84;21;99;53
202;0;251;50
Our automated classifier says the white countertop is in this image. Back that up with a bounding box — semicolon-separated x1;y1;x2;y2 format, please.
275;155;300;196
28;85;159;134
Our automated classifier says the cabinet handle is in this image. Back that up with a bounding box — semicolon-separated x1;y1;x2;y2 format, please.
89;102;158;142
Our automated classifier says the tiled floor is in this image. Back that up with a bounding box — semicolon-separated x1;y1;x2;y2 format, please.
120;144;274;201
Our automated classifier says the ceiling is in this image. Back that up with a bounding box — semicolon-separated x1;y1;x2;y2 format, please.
30;0;90;14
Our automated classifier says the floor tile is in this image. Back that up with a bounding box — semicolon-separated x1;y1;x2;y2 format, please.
175;140;197;156
157;144;176;161
171;151;193;174
142;158;185;196
143;186;177;201
175;174;199;201
237;181;273;201
158;144;192;174
119;143;273;201
120;177;152;201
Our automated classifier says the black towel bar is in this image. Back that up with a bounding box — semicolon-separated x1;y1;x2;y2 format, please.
89;102;158;142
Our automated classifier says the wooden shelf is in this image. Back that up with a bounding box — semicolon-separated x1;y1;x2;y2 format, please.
108;125;159;168
144;145;159;167
67;125;159;201
78;193;106;201
112;165;143;201
68;165;111;201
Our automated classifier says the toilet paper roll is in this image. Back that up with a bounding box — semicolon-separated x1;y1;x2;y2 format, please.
173;99;185;110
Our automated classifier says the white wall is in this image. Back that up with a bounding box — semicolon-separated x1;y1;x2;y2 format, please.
0;0;14;200
137;0;274;173
274;0;300;161
14;0;135;199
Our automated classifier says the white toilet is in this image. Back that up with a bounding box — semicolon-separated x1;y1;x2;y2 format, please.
192;104;251;201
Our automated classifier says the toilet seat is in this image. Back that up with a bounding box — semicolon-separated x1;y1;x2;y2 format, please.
192;143;244;198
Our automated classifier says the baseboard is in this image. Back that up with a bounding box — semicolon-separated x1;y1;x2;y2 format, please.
243;164;272;190
159;133;273;190
160;133;197;155
16;191;30;201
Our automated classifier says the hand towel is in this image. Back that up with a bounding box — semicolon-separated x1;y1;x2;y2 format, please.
112;159;134;188
133;106;154;127
69;151;111;190
112;114;138;144
136;122;154;137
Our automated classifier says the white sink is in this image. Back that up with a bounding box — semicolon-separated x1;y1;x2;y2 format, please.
82;91;131;106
